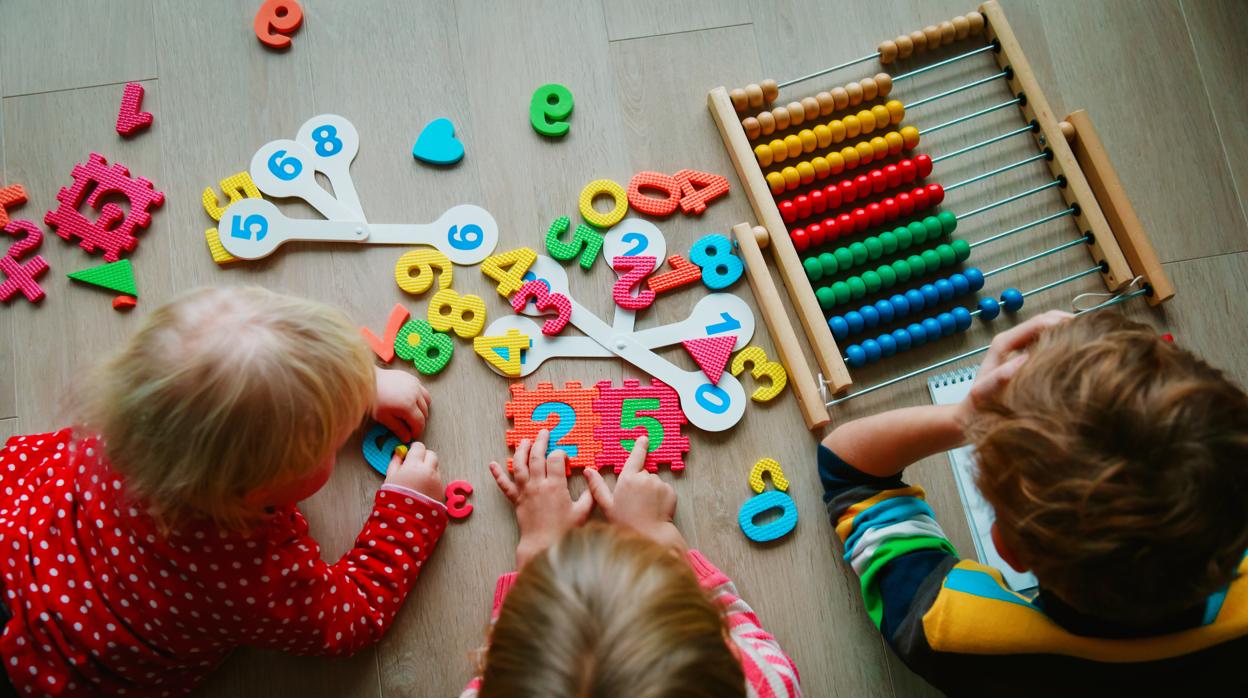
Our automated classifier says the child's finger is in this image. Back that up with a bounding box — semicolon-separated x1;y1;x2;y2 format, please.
530;430;550;477
404;441;427;465
423;450;440;471
971;353;1028;405
571;487;593;524
620;436;649;477
582;468;613;511
983;311;1070;371
386;452;403;475
379;413;412;443
513;439;531;486
489;461;519;502
546;450;568;482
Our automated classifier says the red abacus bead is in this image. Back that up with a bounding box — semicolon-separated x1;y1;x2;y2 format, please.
807;222;825;246
869;169;887;194
884;164;901;189
913;185;930;209
855;174;871;199
899;158;917;182
927;183;944;207
791;228;809;251
867;202;885;227
837;212;853;235
823;183;841;209
916;154;933;177
780;200;796;224
839;179;856;205
897;192;914;216
851;207;869;233
883;197;899;221
796;195;811;219
810;189;827;215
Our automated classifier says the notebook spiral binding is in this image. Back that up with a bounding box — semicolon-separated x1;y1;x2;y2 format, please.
927;366;978;390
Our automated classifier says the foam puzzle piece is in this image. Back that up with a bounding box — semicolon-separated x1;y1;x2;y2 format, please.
44;153;165;262
0;184;29;229
682;334;736;385
674;169;730;215
530;83;574;137
511;280;571;335
593;379;689;473
362;423;404;476
67;259;137;296
578;179;628;229
394;318;454;375
202;172;261;266
445;480;474;519
254;0;303;49
395;248;452;296
730;346;788;402
545;216;604;270
474;327;530;377
611;255;656;311
738;490;798;542
748;457;789;494
112;295;137;311
481;247;536;297
690;233;744;290
412;118;464;165
115;82;153;137
427;288;486;338
627;172;681;217
1;219;49;303
647;254;701;295
361;303;410;364
505;382;602;471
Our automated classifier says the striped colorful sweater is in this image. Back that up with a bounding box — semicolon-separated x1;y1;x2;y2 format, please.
820;445;1248;696
459;550;802;697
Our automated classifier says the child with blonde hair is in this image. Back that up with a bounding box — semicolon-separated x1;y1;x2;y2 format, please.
460;431;802;698
0;286;447;696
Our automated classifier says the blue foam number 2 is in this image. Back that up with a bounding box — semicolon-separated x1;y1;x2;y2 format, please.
694;383;731;414
231;213;268;241
267;149;303;181
532;401;578;457
311;124;343;157
448;223;484;250
620;232;648;256
738;490;798;542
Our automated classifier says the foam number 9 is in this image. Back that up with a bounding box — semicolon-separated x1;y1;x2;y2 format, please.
530;83;574;138
253;0;303;49
532;402;578;457
394;319;454;375
619;398;664;452
394;249;452;296
730;346;788;402
545;216;604;270
690;233;744;290
427;289;486;339
448;223;483;251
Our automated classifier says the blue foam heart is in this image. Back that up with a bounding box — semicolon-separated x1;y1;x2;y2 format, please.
412;117;464;165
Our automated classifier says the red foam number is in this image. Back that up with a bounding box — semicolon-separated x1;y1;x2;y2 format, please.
511;280;572;335
0;184;29;229
254;0;304;49
626;172;681;217
611;255;657;310
115;82;153;137
445;480;474;520
647;254;701;294
361;303;410;363
43;153;165;262
673;169;729;215
1;220;50;303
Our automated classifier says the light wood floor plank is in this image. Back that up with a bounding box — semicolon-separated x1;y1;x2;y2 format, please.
0;417;17;443
602;0;751;42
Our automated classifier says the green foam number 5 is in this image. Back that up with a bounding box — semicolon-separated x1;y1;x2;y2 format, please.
619;398;664;452
394;319;454;375
545;215;604;270
530;83;574;137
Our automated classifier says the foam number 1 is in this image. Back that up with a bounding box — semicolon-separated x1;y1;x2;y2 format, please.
394;318;454;375
730;346;788;402
545;216;603;270
739;457;797;543
427;288;486;339
690;233;744;290
395;248;452;296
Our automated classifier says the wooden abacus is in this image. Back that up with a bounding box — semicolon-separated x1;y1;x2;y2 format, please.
710;1;1173;430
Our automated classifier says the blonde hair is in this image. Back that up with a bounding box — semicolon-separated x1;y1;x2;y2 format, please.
479;524;745;698
969;312;1248;623
81;286;375;532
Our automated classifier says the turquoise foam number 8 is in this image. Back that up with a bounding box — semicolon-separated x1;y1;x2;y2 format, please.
267;149;303;181
533;402;577;457
690;233;744;290
311;124;343;157
738;490;798;542
619;398;664;452
448;223;484;250
694;383;731;414
231;213;268;241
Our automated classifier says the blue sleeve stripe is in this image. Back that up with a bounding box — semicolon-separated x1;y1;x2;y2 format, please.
842;497;935;553
944;568;1036;610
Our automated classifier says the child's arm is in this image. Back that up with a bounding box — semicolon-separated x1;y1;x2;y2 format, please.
821;403;965;478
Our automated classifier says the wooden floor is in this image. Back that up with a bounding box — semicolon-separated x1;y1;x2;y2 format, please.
2;1;1246;695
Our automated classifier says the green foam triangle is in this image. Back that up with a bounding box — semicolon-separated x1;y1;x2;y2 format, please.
67;260;137;296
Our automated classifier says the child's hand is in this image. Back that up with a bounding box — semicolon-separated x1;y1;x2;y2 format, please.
582;437;687;554
960;310;1073;421
386;442;443;501
373;367;431;442
489;430;593;569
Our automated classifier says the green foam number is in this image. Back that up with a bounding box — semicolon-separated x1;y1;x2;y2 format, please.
394;319;454;375
530;83;574;137
545;215;604;269
619;398;664;452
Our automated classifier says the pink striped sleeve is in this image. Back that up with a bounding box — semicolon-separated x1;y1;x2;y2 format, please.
686;550;803;698
459;573;518;696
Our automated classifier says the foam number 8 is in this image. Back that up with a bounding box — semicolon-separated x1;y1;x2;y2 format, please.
730;346;788;402
619;398;664;452
311;124;343;157
231;213;268;241
427;288;486;339
530;83;574;138
394;249;452;296
690;233;744;289
545;216;604;270
532;402;578;457
448;223;484;251
394;319;454;375
481;247;537;297
738;490;798;542
267;149;303;181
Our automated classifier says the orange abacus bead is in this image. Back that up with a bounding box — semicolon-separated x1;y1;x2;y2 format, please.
953;15;971;38
861;77;878;101
895;34;914;59
877;73;893;95
742;74;893;141
968;11;986;34
801;96;819;119
773;105;791;130
910;29;927;51
879;12;986;64
878;40;898;63
730;88;748;111
831;86;850;110
923;25;942;46
846;81;863;104
743;117;761;140
746;83;765;108
939;20;956;44
785;101;804;126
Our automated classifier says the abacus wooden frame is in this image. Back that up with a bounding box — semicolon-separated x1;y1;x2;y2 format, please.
710;0;1173;430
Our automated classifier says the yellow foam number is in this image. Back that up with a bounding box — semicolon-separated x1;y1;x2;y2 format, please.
749;457;788;494
395;249;453;296
482;247;537;298
201;172;262;266
578;179;628;229
204;227;240;265
427;288;486;339
731;346;788;402
474;328;530;377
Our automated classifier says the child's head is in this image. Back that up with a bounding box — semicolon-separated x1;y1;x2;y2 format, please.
969;312;1248;623
82;286;375;531
478;523;745;698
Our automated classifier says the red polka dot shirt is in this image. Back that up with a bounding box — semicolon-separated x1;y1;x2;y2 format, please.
0;429;447;696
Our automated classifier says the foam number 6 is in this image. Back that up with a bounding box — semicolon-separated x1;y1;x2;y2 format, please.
748;458;788;493
731;346;788;402
690;233;744;290
427;288;486;339
361;423;404;476
394;318;454;375
611;255;656;310
619;398;664;452
545;216;604;270
530;83;574;137
532;401;579;457
394;248;452;296
481;247;536;297
738;490;798;543
511;279;572;335
254;0;303;49
267;149;302;181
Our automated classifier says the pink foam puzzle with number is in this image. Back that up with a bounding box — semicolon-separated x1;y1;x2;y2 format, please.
592;379;689;473
44;153;165;262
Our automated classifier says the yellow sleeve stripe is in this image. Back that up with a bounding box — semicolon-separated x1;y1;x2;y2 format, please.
834;485;927;541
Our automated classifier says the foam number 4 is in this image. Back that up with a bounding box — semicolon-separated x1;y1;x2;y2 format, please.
481;247;536;297
427;288;486;339
690;233;744;290
533;402;579;457
395;248;452;296
731;346;788;402
611;255;656;310
545;216;603;270
511;280;571;335
473;328;530;377
748;458;788;493
674;169;730;215
394;319;454;375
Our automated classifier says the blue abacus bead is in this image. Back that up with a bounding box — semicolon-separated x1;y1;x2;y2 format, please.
878;332;897;357
965;267;985;291
892;328;912;352
1001;288;1024;312
908;322;927;346
846;310;865;334
978;297;1000;320
890;294;909;317
937;312;956;336
953;306;972;331
874;299;895;324
922;317;942;340
935;278;955;301
860;304;880;329
862;339;882;364
950;274;969;296
921;284;939;307
846;344;867;368
905;289;925;313
829;315;850;340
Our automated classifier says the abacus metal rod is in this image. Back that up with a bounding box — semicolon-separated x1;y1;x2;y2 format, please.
778;51;880;89
969;207;1075;249
904;70;1009;110
932;123;1036;164
891;43;999;82
983;235;1089;277
957;178;1063;220
946;151;1051;192
920;97;1022;135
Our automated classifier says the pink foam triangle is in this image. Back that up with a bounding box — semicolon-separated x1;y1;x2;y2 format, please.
682;335;737;385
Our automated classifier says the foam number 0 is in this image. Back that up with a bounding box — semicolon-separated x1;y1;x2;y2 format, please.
619;398;664;452
731;346;788;402
473;328;530;377
748;458;788;493
532;402;578;457
611;255;656;311
545;216;604;270
690;233;744;290
530;83;574;137
579;179;629;229
481;247;537;297
394;319;454;375
394;249;452;296
738;490;798;543
427;288;486;339
511;280;571;336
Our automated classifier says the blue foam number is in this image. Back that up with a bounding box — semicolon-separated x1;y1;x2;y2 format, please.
231;213;268;241
448;223;484;250
532;401;578;457
694;383;731;414
690;233;744;290
738;490;798;542
621;232;648;256
362;423;403;476
311;124;343;157
267;149;303;181
704;311;741;335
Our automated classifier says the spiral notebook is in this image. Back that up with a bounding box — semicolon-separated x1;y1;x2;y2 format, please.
928;368;1038;593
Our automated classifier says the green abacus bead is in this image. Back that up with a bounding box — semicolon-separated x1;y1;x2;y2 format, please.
877;264;897;287
849;242;868;266
879;231;898;255
834;247;854;271
804;257;823;281
937;210;957;235
820;252;839;277
921;249;941;270
936;244;955;267
862;270;882;293
895;226;913;249
831;281;851;305
892;258;912;282
865;236;883;259
953;238;971;261
847;275;867;299
923;215;943;240
907;254;926;276
908;221;926;245
815;286;835;309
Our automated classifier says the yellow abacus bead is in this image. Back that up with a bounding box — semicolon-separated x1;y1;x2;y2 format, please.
896;35;914;59
801;97;819;120
840;146;860;169
886;99;905;124
939;20;956;44
861;77;879;101
743;117;761;140
769;140;787;163
901;125;920;149
796;161;815;184
812;156;830;177
884;130;904;154
814;123;832;148
816;91;835;116
923;25;941;46
746;83;765;108
773;106;791;131
876;72;894;97
766;172;785;194
953;15;970;39
878;39;898;63
826;151;845;175
847;81;864;105
968;11;985;34
842;114;860;139
870;136;889;158
910;29;927;51
829;119;846;143
781;167;800;189
787;101;805;125
872;104;892;128
754;144;773;167
730;88;748;111
799;129;817;152
784;134;803;158
857;109;876;134
758;110;776;135
831;87;850;111
761;79;779;102
856;140;875;164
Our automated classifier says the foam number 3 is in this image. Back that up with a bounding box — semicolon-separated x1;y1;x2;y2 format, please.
690;233;744;289
444;480;474;520
511;279;571;335
427;288;486;339
394;319;454;375
394;248;452;296
545;216;604;270
611;255;656;310
532;401;578;457
481;247;536;297
730;346;788;402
